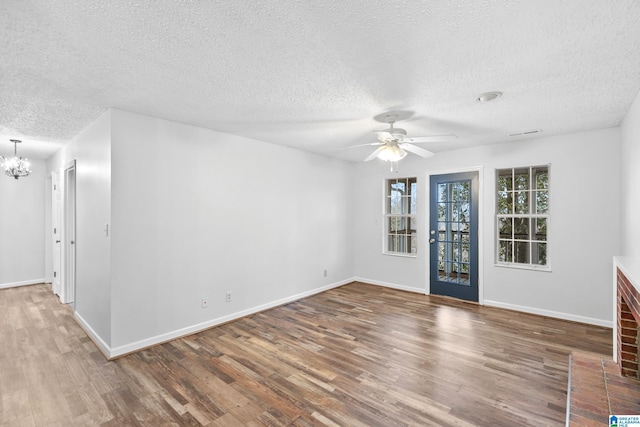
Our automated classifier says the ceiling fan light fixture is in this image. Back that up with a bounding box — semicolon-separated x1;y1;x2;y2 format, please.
476;91;502;103
377;144;407;162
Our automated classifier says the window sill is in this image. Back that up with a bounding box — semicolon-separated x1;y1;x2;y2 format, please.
494;263;552;272
383;252;417;259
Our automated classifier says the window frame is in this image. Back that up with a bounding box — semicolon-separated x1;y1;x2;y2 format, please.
383;177;418;257
495;165;551;271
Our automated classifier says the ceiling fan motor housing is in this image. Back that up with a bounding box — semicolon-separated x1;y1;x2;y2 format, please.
390;128;407;139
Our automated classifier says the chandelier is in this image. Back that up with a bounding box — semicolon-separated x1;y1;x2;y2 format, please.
1;140;31;180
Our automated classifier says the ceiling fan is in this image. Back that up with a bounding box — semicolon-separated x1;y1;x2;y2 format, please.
347;114;457;163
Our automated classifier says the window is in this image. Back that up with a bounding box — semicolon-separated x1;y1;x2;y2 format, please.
496;166;549;268
385;177;417;255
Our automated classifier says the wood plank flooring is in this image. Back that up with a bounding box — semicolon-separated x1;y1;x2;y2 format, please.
0;282;611;426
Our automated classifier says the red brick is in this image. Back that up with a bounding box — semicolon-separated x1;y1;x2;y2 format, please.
620;329;638;338
621;311;636;320
621;360;638;370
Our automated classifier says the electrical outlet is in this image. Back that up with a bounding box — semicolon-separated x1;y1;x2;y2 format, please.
201;297;208;308
323;269;328;277
225;291;232;302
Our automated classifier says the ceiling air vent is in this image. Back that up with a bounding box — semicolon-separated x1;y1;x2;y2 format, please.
509;129;541;137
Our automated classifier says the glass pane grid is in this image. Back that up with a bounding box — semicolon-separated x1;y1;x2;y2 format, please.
385;177;417;255
436;179;472;285
495;166;549;267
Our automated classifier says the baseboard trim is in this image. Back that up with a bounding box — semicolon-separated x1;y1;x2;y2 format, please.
71;277;611;359
102;278;354;359
483;299;612;328
74;311;112;359
353;277;425;294
0;278;47;290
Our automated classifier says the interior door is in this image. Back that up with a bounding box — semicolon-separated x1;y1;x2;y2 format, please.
52;172;62;296
62;163;76;304
429;171;479;302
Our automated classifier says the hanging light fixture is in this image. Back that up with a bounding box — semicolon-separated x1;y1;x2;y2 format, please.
1;139;32;180
376;142;407;162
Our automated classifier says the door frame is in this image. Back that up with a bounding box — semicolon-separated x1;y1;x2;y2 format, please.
61;160;77;305
51;171;62;296
425;166;484;304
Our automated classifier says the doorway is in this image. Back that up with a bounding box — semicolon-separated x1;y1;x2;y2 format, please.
429;171;479;302
61;161;76;304
51;172;62;296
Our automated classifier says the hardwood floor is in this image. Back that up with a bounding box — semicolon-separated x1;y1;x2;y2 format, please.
0;282;611;426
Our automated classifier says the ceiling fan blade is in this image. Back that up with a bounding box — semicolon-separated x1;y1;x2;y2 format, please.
404;134;458;143
335;142;383;151
401;143;434;158
364;146;385;161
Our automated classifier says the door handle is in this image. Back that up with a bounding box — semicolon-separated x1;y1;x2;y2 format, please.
429;238;436;244
56;240;60;243
71;240;75;245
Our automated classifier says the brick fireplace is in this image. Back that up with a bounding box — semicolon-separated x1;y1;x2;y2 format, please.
617;265;640;379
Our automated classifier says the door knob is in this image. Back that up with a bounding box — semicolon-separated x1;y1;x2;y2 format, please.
429;238;436;244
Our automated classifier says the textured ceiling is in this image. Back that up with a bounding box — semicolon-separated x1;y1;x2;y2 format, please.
1;0;640;161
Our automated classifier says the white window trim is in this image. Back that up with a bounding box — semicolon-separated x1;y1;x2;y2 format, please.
383;176;418;257
494;164;551;271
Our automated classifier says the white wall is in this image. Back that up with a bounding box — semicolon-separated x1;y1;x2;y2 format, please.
354;128;620;326
620;89;640;257
47;110;112;346
109;110;354;351
0;159;46;287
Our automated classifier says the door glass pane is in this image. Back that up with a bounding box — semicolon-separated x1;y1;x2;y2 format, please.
435;179;474;285
461;243;470;262
438;203;446;221
438;183;447;202
459;201;470;224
